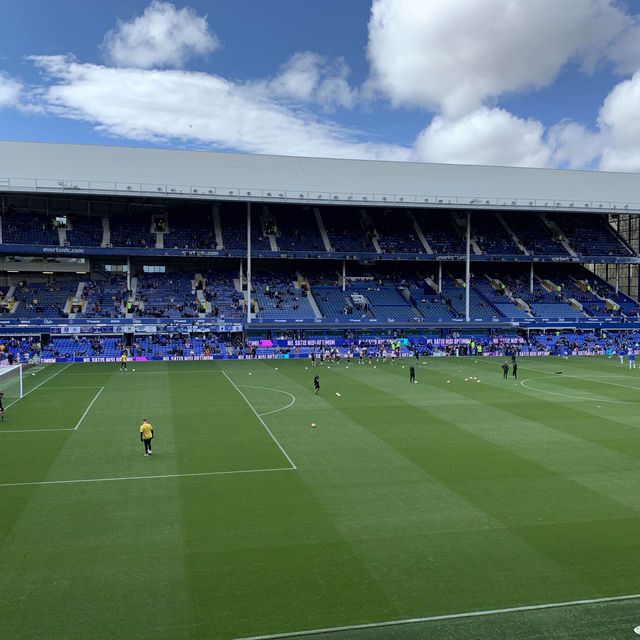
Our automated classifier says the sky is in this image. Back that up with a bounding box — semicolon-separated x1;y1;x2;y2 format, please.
2;0;640;172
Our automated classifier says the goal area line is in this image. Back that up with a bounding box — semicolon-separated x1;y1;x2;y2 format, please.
231;592;640;640
0;385;104;434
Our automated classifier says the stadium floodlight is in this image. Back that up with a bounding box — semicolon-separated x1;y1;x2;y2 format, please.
0;364;23;402
529;201;534;205
398;197;404;202
157;187;163;192
266;192;272;196
299;193;305;198
585;203;590;207
278;193;284;197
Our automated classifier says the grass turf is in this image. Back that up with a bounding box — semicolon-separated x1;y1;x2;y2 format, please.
1;356;640;639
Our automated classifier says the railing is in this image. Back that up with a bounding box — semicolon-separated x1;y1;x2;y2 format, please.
1;176;639;212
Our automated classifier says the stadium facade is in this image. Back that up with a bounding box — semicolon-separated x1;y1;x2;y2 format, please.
0;140;639;360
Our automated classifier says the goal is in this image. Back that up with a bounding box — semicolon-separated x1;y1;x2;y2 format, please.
0;364;23;402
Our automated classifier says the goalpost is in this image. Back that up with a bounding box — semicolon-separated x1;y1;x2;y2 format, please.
0;364;23;401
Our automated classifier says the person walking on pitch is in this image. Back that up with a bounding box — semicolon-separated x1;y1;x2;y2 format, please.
140;419;153;456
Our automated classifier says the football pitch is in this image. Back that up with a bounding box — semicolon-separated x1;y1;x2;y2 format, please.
2;355;640;639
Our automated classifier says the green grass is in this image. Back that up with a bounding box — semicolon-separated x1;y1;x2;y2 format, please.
2;355;640;639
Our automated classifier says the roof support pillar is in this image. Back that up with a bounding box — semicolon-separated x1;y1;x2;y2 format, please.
246;202;252;324
465;211;470;322
530;263;534;293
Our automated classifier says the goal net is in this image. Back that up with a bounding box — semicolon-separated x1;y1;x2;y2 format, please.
0;364;23;402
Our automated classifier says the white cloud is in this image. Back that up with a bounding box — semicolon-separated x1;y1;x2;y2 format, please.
20;0;640;172
367;0;634;117
28;55;407;161
269;52;357;111
547;121;603;170
102;1;218;69
0;72;21;108
598;69;640;171
413;107;551;167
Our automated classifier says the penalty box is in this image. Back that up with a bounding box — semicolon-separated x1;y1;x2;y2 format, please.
1;386;104;432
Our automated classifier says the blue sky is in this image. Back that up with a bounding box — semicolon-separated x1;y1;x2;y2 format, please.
2;1;640;171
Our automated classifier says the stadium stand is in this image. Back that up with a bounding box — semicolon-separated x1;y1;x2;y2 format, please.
66;215;103;247
109;214;155;248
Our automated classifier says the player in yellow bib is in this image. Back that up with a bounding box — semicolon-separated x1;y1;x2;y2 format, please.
120;351;127;371
140;419;153;456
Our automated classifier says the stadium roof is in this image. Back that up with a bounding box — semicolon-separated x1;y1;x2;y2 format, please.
1;140;639;213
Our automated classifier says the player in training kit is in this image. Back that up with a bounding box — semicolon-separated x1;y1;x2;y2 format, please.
140;419;153;456
629;350;636;369
512;361;518;379
409;365;415;383
502;362;509;379
313;375;320;395
0;391;5;421
120;351;128;370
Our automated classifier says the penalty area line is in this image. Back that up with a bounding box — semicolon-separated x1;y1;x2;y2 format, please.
0;427;74;434
230;592;640;640
74;386;105;430
222;370;297;470
0;466;296;488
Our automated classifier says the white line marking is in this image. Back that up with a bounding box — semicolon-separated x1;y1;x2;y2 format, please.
222;370;296;469
37;386;105;390
58;369;226;376
74;386;104;430
237;385;296;416
5;362;74;411
0;428;74;434
229;592;640;640
520;376;640;405
0;466;295;488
